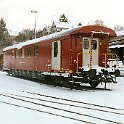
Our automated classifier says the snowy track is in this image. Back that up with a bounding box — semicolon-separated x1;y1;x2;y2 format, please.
0;91;124;124
24;91;124;114
0;71;124;124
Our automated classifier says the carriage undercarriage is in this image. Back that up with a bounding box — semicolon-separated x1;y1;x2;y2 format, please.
8;67;120;90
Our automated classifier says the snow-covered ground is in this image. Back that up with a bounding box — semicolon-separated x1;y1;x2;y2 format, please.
0;71;124;124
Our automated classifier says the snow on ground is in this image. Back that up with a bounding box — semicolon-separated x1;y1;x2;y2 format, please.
0;71;124;124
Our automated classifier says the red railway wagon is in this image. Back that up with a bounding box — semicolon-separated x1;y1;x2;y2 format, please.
0;53;3;70
3;25;119;88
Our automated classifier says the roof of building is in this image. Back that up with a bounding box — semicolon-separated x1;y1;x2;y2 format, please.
110;30;124;43
116;30;124;36
53;21;72;29
109;44;124;48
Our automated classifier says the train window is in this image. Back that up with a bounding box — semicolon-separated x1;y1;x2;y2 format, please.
0;55;2;59
16;49;18;58
83;39;89;49
12;50;15;59
21;48;24;58
54;42;58;57
92;40;97;50
34;45;39;56
28;47;31;57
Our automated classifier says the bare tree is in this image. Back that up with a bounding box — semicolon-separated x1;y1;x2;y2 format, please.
15;29;33;42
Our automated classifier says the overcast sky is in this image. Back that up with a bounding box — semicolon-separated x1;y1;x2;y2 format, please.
0;0;124;35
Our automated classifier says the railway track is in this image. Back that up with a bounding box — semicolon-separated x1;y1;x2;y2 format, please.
23;91;124;111
0;92;124;124
4;92;124;116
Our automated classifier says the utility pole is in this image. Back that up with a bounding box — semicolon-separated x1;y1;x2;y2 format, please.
31;10;38;39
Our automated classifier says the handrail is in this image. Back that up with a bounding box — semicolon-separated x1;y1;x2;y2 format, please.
76;51;97;72
101;53;119;68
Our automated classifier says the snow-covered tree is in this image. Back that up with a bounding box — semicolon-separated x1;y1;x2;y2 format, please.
78;22;82;26
59;14;68;22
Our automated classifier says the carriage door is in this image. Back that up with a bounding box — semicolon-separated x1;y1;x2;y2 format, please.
92;38;99;66
83;38;99;67
52;41;61;70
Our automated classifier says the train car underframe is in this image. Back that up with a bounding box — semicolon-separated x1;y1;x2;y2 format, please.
8;67;120;89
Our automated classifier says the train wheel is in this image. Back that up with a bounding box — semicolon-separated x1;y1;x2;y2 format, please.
26;71;32;79
59;79;64;87
69;78;80;89
11;69;15;76
15;70;18;76
89;80;99;88
114;69;120;77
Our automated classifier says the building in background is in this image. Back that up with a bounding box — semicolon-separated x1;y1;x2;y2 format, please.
42;14;72;35
109;30;124;63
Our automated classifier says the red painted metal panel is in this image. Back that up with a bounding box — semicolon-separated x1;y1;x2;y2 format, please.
4;25;116;73
99;40;108;67
61;37;71;72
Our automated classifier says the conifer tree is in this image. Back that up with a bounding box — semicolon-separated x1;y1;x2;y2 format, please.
0;18;10;51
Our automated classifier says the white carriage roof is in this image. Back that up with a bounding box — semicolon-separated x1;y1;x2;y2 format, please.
3;26;112;52
3;26;81;52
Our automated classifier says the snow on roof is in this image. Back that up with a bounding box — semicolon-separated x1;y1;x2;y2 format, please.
54;21;72;29
109;44;124;48
116;30;124;36
3;27;81;52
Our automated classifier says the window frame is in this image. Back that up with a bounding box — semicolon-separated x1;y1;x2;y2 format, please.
21;48;25;58
92;40;97;50
83;39;89;49
28;47;32;57
16;49;18;58
53;42;58;57
12;50;15;59
34;45;39;57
